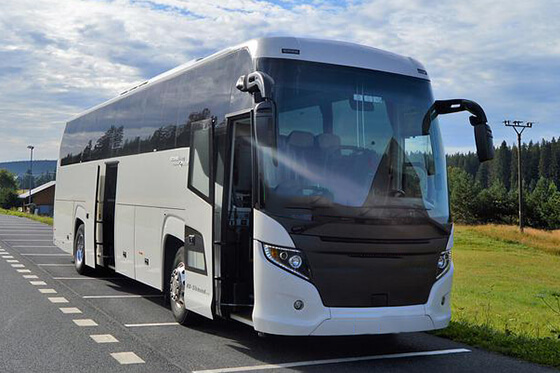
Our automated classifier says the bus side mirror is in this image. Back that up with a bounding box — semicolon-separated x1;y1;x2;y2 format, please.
236;71;274;103
423;99;494;162
470;116;494;162
254;101;277;150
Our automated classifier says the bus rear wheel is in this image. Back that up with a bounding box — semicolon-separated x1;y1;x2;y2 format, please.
169;247;199;325
74;224;88;275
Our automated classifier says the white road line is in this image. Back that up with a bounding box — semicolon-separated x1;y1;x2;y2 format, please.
21;253;69;256
2;255;14;259
30;281;47;285
6;259;19;263
53;277;121;280
48;297;69;304
192;348;472;373
73;319;98;326
11;264;25;268
83;295;163;299
124;322;179;327
24;275;39;279
60;307;82;314
38;264;73;267
110;352;145;365
90;334;119;343
39;288;57;294
17;269;31;273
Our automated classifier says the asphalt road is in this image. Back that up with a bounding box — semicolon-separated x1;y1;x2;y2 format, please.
0;214;556;373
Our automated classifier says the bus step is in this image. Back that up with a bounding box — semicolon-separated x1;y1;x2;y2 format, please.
230;312;253;327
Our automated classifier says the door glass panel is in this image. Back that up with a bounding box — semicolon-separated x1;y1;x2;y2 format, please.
188;118;213;200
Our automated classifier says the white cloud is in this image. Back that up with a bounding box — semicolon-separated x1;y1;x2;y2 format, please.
0;0;558;161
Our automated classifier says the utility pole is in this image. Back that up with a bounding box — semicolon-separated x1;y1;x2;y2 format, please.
504;120;533;232
27;145;34;210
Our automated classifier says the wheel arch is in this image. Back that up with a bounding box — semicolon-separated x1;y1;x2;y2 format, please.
73;204;91;266
162;215;185;291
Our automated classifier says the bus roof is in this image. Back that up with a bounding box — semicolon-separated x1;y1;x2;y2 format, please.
68;37;429;122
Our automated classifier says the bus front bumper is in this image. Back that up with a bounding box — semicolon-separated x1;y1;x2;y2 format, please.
253;241;453;336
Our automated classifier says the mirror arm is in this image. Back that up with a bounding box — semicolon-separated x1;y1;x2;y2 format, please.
423;98;494;162
422;99;488;135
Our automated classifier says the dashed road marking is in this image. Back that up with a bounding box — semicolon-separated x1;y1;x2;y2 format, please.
12;264;25;268
90;334;119;343
83;295;163;299
73;319;98;326
192;348;472;373
7;259;19;263
24;275;39;279
60;307;82;314
17;269;31;273
29;281;47;286
110;352;145;365
124;322;179;328
2;255;14;259
39;288;57;294
48;297;69;304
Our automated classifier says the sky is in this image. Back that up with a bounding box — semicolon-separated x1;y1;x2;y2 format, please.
0;0;559;161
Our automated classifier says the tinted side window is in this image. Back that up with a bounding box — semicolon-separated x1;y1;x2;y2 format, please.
118;92;146;157
60;117;84;166
159;79;180;150
139;82;166;153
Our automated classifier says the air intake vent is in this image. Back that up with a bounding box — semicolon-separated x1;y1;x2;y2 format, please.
320;236;431;245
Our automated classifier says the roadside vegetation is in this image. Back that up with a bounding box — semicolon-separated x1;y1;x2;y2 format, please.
433;225;560;368
0;169;20;209
447;139;560;230
0;207;53;226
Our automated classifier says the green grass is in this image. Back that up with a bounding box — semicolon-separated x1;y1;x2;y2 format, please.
433;225;560;368
0;208;53;226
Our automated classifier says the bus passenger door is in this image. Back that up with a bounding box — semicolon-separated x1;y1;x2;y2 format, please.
183;118;215;319
95;162;118;269
214;113;254;320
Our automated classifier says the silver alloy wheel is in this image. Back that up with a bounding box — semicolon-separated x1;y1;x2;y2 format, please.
170;262;186;308
75;229;84;267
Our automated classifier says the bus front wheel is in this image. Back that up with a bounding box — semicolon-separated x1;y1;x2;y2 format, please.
169;247;200;325
73;224;88;275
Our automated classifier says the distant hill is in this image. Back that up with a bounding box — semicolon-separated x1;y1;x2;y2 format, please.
0;160;57;178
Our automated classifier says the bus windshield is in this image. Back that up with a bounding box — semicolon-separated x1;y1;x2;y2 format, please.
256;59;450;225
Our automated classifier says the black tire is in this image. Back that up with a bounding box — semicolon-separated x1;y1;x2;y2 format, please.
169;247;200;325
73;224;88;275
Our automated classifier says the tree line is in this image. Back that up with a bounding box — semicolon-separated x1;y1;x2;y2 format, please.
447;138;560;229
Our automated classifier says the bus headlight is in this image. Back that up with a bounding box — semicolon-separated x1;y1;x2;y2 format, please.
436;250;452;279
263;244;311;280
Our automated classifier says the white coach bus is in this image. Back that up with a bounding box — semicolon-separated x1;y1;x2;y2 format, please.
54;37;494;336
